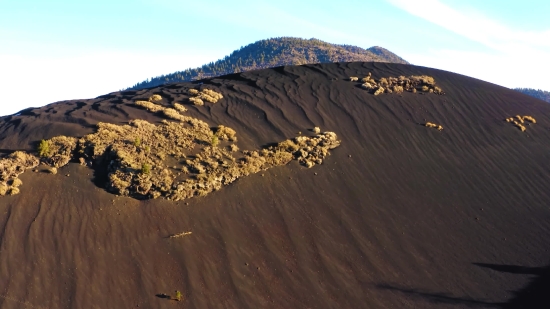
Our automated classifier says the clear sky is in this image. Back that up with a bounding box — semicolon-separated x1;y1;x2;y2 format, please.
1;0;549;116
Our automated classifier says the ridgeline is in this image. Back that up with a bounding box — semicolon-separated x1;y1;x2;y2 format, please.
127;37;408;90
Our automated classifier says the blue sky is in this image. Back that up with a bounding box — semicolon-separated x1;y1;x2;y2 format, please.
1;0;549;116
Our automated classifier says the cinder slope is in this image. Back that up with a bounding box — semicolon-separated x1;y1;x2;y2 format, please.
0;62;549;309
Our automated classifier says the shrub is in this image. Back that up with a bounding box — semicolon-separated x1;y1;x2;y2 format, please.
134;137;141;147
216;125;237;141
141;163;151;174
10;178;22;187
173;103;187;113
523;116;536;123
8;187;19;195
188;89;199;95
174;290;182;301
135;100;164;112
0;184;8;196
421;85;429;92
313;127;321;134
516;115;524;123
393;85;404;93
38;140;50;157
189;97;204;106
349;77;358;82
149;94;162;102
229;144;239;152
374;87;385;96
211;135;219;147
162;108;186;121
202;89;223;101
199;93;218;103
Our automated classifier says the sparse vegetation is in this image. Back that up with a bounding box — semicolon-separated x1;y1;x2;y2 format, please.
313;127;321;134
135;100;164;112
169;231;192;238
349;77;358;82
216;125;237;141
0;151;39;196
149;94;162;102
189;97;204;106
1;88;342;201
188;88;224;105
174;290;182;302
425;122;444;131
38;140;50;157
506;115;536;132
211;135;219;147
173;103;188;113
352;74;444;96
141;163;151;174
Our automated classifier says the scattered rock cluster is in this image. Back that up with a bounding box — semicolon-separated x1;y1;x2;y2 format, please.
350;73;444;95
425;122;444;131
505;115;536;132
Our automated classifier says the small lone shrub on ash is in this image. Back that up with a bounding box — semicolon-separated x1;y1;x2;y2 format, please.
38;140;50;157
141;163;151;174
174;290;182;301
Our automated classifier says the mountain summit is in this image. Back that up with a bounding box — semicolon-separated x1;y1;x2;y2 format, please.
128;37;408;90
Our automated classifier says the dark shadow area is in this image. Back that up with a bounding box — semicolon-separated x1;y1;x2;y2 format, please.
376;283;501;308
155;293;171;300
474;263;550;309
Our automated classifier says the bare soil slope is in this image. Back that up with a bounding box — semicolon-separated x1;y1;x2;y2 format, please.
0;62;549;309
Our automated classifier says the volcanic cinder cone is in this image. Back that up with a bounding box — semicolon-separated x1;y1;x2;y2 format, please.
0;62;549;309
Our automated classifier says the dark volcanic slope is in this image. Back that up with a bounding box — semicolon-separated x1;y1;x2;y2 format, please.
1;62;550;309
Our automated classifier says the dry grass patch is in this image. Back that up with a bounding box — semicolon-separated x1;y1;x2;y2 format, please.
135;100;164;113
173;103;188;113
149;94;162;102
0;151;39;196
425;122;444;131
189;97;204;106
169;231;192;238
350;74;444;96
216;125;237;141
506;115;536;131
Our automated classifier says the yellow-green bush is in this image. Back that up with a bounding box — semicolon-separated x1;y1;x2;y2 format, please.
38;140;50;157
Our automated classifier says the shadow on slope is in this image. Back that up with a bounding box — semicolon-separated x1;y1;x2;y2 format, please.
475;262;550;309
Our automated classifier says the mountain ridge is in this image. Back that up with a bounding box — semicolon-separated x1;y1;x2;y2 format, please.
514;88;550;103
127;37;408;90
